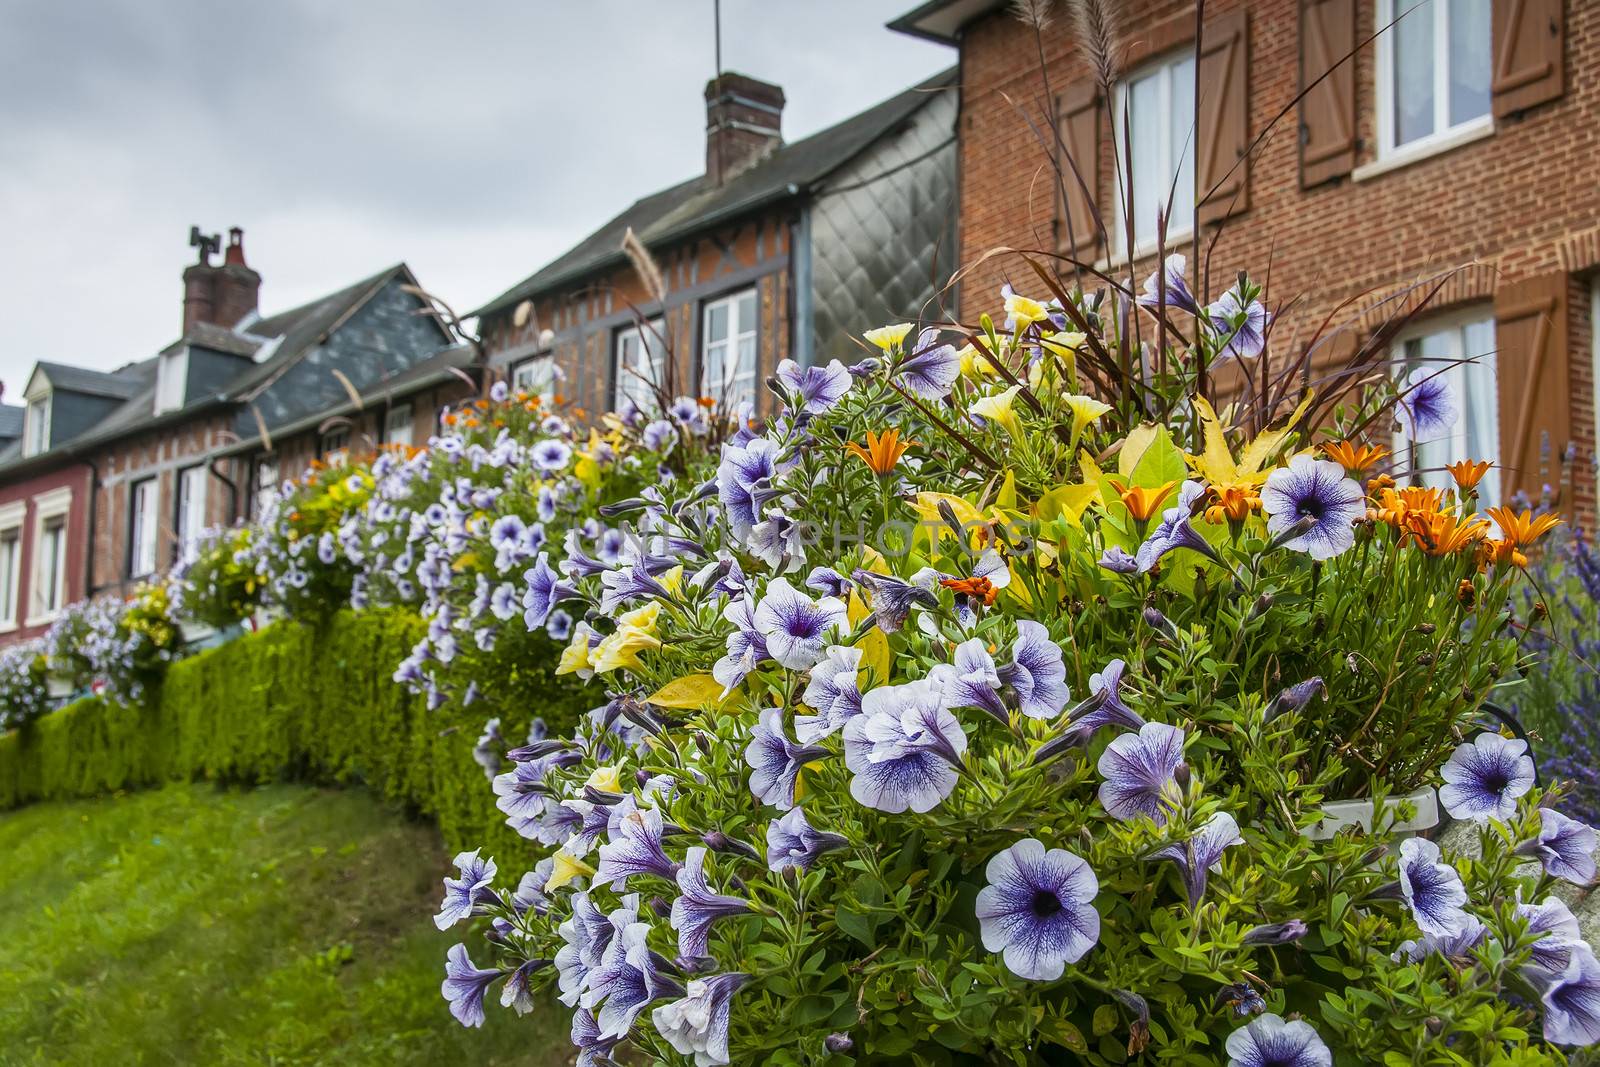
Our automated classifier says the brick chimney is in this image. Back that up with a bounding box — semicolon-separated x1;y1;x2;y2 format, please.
704;72;784;185
181;225;260;333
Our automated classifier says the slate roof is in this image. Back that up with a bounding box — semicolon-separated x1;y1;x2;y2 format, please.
32;361;147;401
471;68;959;319
161;321;263;359
0;404;23;441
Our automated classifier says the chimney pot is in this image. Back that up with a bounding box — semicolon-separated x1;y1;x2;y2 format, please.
704;72;784;185
181;225;260;333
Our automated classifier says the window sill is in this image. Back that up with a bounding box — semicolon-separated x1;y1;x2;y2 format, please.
0;619;18;635
24;612;58;629
1353;119;1495;183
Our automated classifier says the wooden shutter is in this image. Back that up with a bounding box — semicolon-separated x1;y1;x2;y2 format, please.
1494;272;1570;498
1056;77;1104;262
1298;0;1357;188
1492;0;1564;117
1197;9;1250;226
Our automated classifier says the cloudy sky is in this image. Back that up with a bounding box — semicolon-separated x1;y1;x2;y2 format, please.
0;0;951;400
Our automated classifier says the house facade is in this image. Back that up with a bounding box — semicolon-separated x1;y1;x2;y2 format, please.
473;69;959;415
892;0;1594;518
0;228;470;640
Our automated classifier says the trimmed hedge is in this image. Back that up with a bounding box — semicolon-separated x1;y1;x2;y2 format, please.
0;609;594;856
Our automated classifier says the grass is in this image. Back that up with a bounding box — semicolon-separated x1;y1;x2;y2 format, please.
0;781;569;1066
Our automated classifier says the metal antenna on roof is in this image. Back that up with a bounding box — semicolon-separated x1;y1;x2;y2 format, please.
713;0;722;75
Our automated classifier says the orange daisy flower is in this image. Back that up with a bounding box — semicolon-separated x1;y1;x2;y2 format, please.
1322;440;1390;476
845;428;912;476
1482;506;1563;566
1109;479;1177;522
939;575;998;606
1405;510;1489;557
1204;482;1263;525
1446;460;1493;492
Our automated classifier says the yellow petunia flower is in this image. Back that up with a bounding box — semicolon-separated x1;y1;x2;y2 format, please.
863;323;914;351
585;765;623;793
969;386;1023;438
1063;393;1112;442
544;849;596;892
1004;292;1050;330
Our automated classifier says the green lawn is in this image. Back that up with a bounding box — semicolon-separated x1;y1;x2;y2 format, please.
0;781;568;1066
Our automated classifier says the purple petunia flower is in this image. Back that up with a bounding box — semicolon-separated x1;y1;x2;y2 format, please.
713;596;770;694
850;569;938;634
1206;286;1271;363
435;849;501;930
1542;943;1600;1047
843;678;968;813
1440;733;1536;822
1518;896;1584;975
895;328;962;400
804;566;851;599
930;638;1009;725
599;558;672;614
1135;480;1209;573
556;891;621;1007
531;439;573;471
765;807;848;873
547;609;574;642
652;972;750;1066
776;358;852;415
1098;546;1140;574
744;707;829;810
1137;252;1200;316
1151;811;1244;909
1392;912;1488;964
1261;456;1364;561
797;645;864;742
1397;367;1459;441
998;620;1070;720
670;847;752;958
975;838;1100;981
584;918;684;1040
523;552;577;629
500;957;551;1016
441;943;504;1028
1064;659;1146;743
1224;1013;1331;1067
1098;722;1186;824
1519;809;1599;885
716;438;781;536
570;1006;622;1067
594;805;682;890
752;577;847;670
1397;837;1470;938
642;419;676;452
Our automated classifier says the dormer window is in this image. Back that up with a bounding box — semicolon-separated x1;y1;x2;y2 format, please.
23;396;49;457
155;347;188;414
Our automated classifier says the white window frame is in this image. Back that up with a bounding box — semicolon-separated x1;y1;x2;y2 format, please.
129;477;159;579
321;427;351;467
383;403;414;447
252;456;280;519
1112;48;1197;261
154;347;188;415
613;318;666;412
0;501;25;632
175;464;208;560
27;487;71;626
23;396;49;458
700;289;759;410
511;356;557;403
1392;307;1499;504
1374;0;1493;164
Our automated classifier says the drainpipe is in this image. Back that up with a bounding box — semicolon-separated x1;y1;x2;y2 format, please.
792;204;814;368
83;456;99;599
207;455;239;524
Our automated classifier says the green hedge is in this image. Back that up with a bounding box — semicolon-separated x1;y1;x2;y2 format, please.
0;610;594;856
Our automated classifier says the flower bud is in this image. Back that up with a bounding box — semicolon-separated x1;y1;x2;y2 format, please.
702;830;763;863
1241;919;1308;945
1142;606;1179;641
649;896;672;919
825;1033;854;1053
1247;593;1274;621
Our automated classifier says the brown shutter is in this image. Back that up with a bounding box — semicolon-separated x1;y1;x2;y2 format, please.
1494;272;1570;499
1298;0;1357;188
1196;9;1250;226
1055;78;1104;262
1492;0;1564;117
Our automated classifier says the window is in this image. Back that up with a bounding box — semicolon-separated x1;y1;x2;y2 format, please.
701;289;758;410
155;348;188;414
1393;312;1499;504
252;457;280;519
129;477;159;578
0;502;23;630
511;356;557;403
175;465;208;560
321;427;350;467
1114;50;1197;258
1377;0;1491;156
28;487;71;624
613;319;666;412
23;397;49;457
383;404;414;447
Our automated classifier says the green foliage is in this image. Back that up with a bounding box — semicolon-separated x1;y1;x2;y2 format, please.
0;609;593;857
0;780;566;1065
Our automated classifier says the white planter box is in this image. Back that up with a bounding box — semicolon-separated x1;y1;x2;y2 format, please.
179;619;217;645
46;676;73;699
1302;786;1440;841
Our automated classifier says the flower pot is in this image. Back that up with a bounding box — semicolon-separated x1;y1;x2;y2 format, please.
1302;786;1440;841
45;675;73;699
178;619;217;645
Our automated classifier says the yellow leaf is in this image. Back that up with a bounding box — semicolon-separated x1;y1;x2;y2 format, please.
1238;390;1316;474
646;674;729;710
855;627;891;685
846;588;871;629
1079;448;1104;485
859;546;890;575
1034;484;1098;528
573;454;601;492
996;469;1018;511
1190;397;1239;484
1118;423;1160;477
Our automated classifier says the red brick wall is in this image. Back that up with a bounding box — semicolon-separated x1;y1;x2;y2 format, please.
0;463;94;646
955;0;1600;520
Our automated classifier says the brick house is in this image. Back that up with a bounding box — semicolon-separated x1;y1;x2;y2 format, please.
0;228;467;638
892;0;1593;516
472;69;958;415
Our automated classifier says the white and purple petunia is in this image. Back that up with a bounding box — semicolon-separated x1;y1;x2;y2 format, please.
670;847;752;959
1397;837;1470;938
570;1006;623;1067
975;838;1100;981
1261;456;1365;561
752;577;847;670
1137;252;1200;316
1097;722;1186;824
555;891;621;1007
1397;366;1460;441
850;569;939;634
744;707;829;810
895;327;962;400
1542;942;1600;1047
843;678;968;814
594;805;682;890
1392;912;1488;963
434;849;501;930
652;972;750;1066
583;917;685;1039
713;596;770;694
1224;1013;1331;1067
531;439;574;472
441;942;504;1028
1150;811;1244;909
998;620;1070;720
716;438;781;536
1519;809;1599;885
1206;285;1272;363
1063;659;1146;744
776;358;852;415
1518;896;1586;975
797;644;865;742
930;638;1008;725
765;807;848;873
1439;733;1535;822
523;552;577;629
1135;480;1209;573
